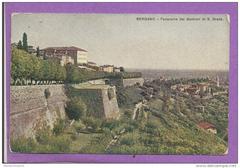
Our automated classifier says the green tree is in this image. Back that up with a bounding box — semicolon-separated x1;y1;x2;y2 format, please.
17;40;23;49
55;65;66;83
36;46;40;57
22;32;28;52
65;63;80;83
11;48;33;85
120;66;125;72
42;61;51;84
30;56;44;84
65;97;87;121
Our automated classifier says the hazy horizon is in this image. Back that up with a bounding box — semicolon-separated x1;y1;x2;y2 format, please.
12;14;229;70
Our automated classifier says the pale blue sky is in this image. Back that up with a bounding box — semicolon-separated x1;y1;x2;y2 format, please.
12;14;229;70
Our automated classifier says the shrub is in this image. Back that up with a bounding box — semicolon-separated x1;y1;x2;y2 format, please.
144;120;160;135
44;88;51;99
102;119;120;130
71;134;77;141
120;137;134;146
53;119;65;136
35;126;51;145
65;97;87;121
73;121;86;132
49;135;71;152
123;109;132;119
82;117;102;130
10;137;36;152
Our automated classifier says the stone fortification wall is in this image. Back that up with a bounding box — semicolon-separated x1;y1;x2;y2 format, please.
10;85;67;139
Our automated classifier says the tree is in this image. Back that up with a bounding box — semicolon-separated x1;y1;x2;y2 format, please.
120;66;125;72
30;56;42;84
22;32;28;52
55;65;66;83
17;40;23;49
65;97;87;121
65;63;79;83
36;46;40;57
11;48;33;85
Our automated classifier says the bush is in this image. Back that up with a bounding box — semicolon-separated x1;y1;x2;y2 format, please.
10;137;36;152
82;117;102;130
44;88;51;99
71;134;77;141
123;109;132;119
48;135;70;152
144;120;160;135
35;126;51;145
65;97;87;121
53;119;65;136
120;136;135;146
102;119;120;130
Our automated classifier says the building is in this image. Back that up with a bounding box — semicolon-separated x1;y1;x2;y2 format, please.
100;65;114;73
216;75;220;87
114;67;121;72
197;122;217;134
42;46;88;65
87;61;97;66
60;55;75;66
27;46;36;54
39;50;45;57
198;83;209;92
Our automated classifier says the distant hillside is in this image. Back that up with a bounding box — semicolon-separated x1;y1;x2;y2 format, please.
127;69;229;82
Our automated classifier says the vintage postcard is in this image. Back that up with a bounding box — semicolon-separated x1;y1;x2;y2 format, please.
3;2;238;164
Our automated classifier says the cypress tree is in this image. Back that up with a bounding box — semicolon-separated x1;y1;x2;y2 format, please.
22;32;28;52
36;46;40;57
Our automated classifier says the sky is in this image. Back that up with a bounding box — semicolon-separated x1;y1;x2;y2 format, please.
11;14;229;70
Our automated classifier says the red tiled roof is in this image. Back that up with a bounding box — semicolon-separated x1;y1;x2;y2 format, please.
43;46;87;52
197;122;216;130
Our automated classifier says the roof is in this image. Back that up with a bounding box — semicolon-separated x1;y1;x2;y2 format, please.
88;61;96;64
101;65;114;67
197;122;216;130
43;46;87;52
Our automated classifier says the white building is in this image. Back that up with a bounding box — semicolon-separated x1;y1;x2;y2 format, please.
43;46;88;65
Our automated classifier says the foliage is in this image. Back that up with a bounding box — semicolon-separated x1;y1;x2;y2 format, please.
80;131;112;153
120;67;125;72
82;117;102;130
11;137;36;152
44;88;51;99
17;40;23;49
65;97;87;121
68;87;103;117
35;126;52;145
53;119;66;136
120;134;135;146
102;119;121;131
11;126;71;153
36;46;40;57
11;48;66;85
22;32;28;52
116;86;144;107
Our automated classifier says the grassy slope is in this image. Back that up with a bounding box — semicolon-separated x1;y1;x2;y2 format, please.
76;86;227;155
108;98;227;155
